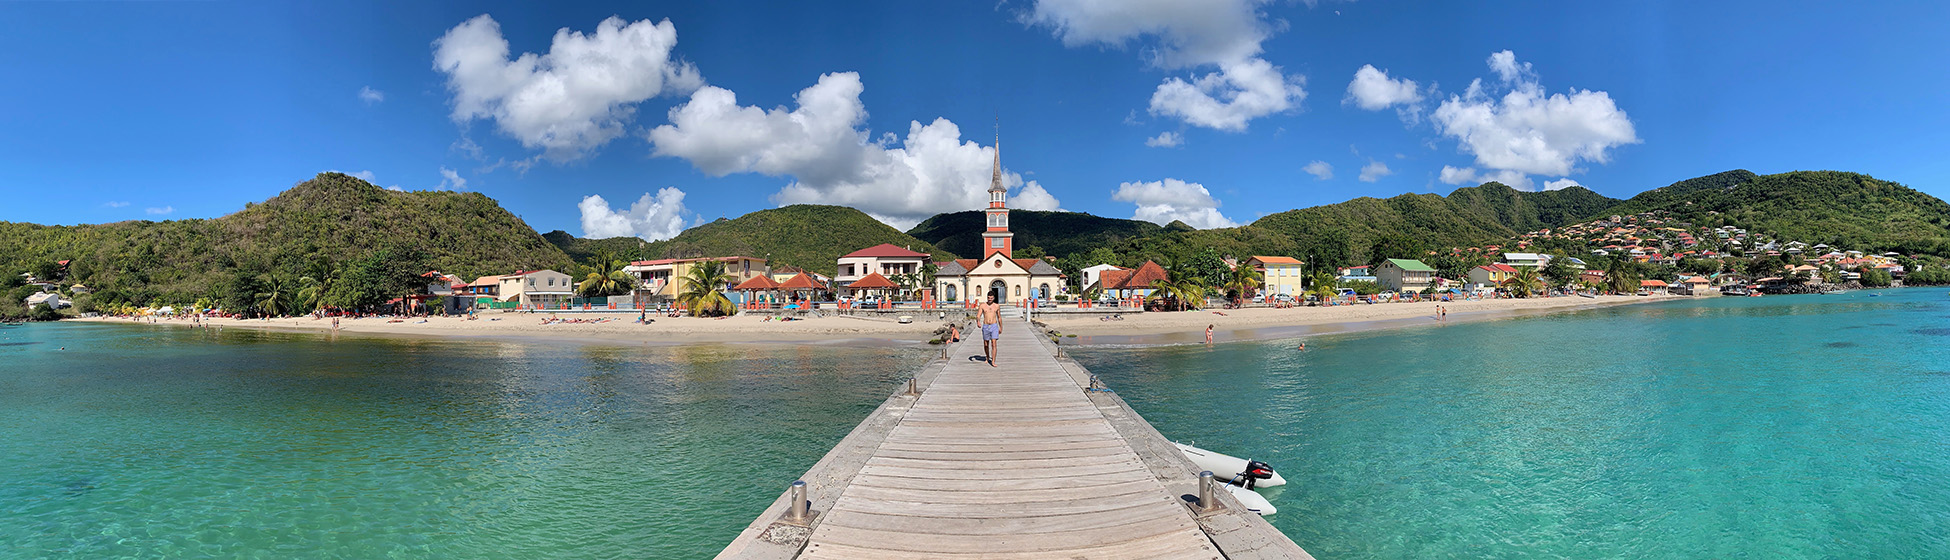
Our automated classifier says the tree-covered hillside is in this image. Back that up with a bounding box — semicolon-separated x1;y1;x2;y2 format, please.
907;210;1166;259
0;172;570;305
595;204;952;275
1598;170;1950;256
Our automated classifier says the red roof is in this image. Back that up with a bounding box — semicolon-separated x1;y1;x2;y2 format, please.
1114;261;1169;290
1096;269;1131;290
842;243;930;259
777;272;827;290
846;272;900;289
1641;279;1669;287
1476;263;1518;273
733;275;780;290
1250;256;1304;265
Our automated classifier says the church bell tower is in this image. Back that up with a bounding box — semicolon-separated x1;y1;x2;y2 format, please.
982;135;1014;260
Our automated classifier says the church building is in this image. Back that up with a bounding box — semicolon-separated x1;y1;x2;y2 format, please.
934;138;1064;304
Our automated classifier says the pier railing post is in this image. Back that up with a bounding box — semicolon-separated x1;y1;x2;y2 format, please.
906;377;919;396
785;480;811;523
1198;471;1220;513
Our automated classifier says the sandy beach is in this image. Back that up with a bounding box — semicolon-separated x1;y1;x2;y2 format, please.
73;294;1684;346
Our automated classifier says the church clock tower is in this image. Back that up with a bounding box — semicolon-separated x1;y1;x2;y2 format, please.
981;137;1014;259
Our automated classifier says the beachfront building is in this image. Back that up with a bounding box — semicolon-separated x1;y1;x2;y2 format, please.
931;142;1064;303
1375;259;1436;293
498;269;574;308
24;291;68;310
1336;265;1376;284
1502;252;1550;268
836;244;929;298
1245;256;1305;296
1080;264;1127;292
626;256;770;302
1467;263;1518;292
1097;261;1167;300
1640;279;1670;295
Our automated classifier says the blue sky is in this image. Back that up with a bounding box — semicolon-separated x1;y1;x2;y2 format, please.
3;1;1946;239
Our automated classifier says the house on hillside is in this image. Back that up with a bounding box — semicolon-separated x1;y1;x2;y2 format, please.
1375;259;1435;293
1502;252;1550;268
1244;256;1305;296
499;269;574;308
24;291;68;310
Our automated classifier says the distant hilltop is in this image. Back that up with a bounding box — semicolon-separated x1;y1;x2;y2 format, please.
3;169;1947;307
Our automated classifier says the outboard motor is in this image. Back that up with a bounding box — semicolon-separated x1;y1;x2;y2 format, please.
1232;459;1276;490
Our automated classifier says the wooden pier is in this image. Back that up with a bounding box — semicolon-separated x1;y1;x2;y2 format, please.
716;329;1311;559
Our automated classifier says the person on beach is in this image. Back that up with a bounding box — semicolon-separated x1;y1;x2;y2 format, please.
977;296;1001;366
948;323;960;343
1206;324;1214;344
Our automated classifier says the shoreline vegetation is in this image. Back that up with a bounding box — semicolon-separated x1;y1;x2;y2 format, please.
69;293;1680;346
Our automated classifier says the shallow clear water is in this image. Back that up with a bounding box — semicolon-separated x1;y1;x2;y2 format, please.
1070;288;1950;558
0;324;928;558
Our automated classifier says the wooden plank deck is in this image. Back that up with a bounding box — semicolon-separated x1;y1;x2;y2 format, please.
717;326;1308;559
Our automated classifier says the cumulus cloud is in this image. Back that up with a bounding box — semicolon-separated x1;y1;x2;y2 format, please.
1112;178;1237;229
437;167;468;190
1358;160;1393;183
1438;165;1533;190
1026;0;1304;132
145;206;174;215
1432;50;1638;183
434;14;702;161
578;188;691;241
358;86;384;104
1303;160;1333;180
1145;131;1183;147
1543;178;1582;191
1344;64;1422;110
104;201;129;208
646;72;1060;229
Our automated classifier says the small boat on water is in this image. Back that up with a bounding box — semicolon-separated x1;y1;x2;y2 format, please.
1175;442;1283;516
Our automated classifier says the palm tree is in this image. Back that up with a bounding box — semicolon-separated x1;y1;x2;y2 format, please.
1150;261;1209;311
295;275;326;313
676;259;738;317
1501;267;1543;298
1308;271;1339;305
255;273;292;316
920;262;939;299
578;250;635;297
1604;259;1640;295
1223;265;1264;305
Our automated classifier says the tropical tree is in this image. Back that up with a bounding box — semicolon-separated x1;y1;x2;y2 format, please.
255;273;293;316
295;275;325;312
1540;257;1579;290
920;262;939;298
1308;271;1339;305
577;250;635;297
1501;266;1543;298
1222;264;1263;305
676;259;738;317
1604;259;1641;294
1151;260;1210;311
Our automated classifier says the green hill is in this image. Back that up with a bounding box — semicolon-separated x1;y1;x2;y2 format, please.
0;172;570;306
907;210;1165;259
1247;184;1622;266
587;204;951;275
1598;170;1950;256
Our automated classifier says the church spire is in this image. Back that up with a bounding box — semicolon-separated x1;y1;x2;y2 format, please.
989;130;1004;193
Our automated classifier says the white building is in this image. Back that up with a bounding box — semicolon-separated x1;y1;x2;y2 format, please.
836;244;930;297
1080;264;1127;292
499;269;575;308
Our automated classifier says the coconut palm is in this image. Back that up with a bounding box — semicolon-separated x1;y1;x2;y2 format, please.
255;273;293;316
1604;259;1640;295
1150;262;1209;311
1223;265;1264;305
578;250;635;297
676;259;738;317
1308;271;1339;305
1501;266;1543;298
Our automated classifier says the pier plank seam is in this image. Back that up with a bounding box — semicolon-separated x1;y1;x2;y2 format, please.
720;328;1308;559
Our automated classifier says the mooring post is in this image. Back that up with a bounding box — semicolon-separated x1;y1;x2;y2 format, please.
906;377;919;396
785;480;810;523
1198;471;1220;513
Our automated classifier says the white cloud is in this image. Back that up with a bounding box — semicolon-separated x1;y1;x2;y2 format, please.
145;206;174;215
1432;50;1638;184
1438;165;1533;190
1344;64;1422;110
104;201;129;208
1112;178;1237;229
578;188;691;241
1145;131;1183;147
358;86;384;104
433;14;702;161
348;170;377;182
1026;0;1304;132
1302;160;1333;180
646;72;1060;229
1543;178;1583;191
437;167;468;190
1358;160;1393;183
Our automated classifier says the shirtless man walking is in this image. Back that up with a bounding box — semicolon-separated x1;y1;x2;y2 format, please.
978;295;1002;366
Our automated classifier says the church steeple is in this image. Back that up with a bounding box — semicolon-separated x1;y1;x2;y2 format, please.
982;131;1013;259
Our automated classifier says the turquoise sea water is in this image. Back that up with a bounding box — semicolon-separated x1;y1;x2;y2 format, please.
0;325;929;558
1070;288;1950;558
6;290;1948;558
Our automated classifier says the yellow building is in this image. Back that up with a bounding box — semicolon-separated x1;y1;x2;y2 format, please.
1245;256;1305;295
